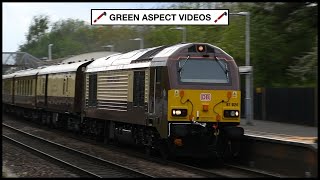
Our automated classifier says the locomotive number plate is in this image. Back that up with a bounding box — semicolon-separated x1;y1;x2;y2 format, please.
200;93;211;101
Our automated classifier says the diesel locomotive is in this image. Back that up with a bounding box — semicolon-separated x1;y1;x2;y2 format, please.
2;43;244;159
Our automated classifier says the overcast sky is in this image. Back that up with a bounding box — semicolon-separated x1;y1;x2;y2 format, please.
2;2;176;52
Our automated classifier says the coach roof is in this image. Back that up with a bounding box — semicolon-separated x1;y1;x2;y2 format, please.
38;61;90;75
14;68;41;77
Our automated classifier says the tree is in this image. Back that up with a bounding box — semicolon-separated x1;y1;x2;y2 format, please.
26;15;50;43
287;36;318;87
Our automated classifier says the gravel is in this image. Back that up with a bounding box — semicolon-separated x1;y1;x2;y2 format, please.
2;141;79;178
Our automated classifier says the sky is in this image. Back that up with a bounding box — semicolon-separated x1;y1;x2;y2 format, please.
2;2;177;52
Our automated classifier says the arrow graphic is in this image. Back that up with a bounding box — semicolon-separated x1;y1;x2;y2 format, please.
214;12;227;23
94;12;106;23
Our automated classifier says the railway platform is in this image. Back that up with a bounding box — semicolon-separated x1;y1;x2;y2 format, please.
239;118;318;146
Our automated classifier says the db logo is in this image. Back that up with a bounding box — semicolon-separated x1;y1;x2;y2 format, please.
200;93;211;101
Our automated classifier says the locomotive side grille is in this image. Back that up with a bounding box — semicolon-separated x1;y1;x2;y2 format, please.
96;71;129;111
97;100;128;111
144;70;149;104
85;74;89;106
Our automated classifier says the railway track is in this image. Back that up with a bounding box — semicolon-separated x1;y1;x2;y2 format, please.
2;124;154;178
167;160;283;178
3;116;284;178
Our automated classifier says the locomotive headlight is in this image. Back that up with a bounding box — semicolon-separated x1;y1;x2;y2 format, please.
172;109;187;117
198;45;204;52
224;110;240;118
196;45;206;53
175;110;182;115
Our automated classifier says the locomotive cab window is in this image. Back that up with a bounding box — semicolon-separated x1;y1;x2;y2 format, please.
178;58;229;84
133;71;145;107
88;74;97;106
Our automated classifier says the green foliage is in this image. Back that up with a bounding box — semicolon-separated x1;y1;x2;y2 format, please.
26;15;50;43
18;2;317;87
287;36;318;87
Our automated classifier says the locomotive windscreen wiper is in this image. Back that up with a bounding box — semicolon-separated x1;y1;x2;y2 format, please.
178;55;190;73
214;55;229;76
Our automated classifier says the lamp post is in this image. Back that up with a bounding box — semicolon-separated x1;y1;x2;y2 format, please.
129;38;144;49
102;45;114;52
48;44;53;61
229;11;253;125
170;27;186;43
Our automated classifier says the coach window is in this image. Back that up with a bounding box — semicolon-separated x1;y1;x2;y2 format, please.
29;80;31;95
24;80;26;95
21;80;24;96
26;80;28;95
27;80;29;96
30;80;33;95
23;80;26;95
26;80;29;96
19;80;21;95
25;80;27;96
66;76;69;94
21;80;23;95
63;78;66;95
42;78;45;95
27;80;29;95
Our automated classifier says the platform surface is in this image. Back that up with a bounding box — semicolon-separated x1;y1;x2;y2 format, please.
240;118;318;145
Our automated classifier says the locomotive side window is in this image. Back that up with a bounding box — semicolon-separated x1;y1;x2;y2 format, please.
178;59;229;84
156;67;161;84
88;73;97;106
133;71;145;107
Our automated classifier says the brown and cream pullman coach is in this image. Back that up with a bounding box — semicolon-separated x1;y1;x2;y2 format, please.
36;61;92;114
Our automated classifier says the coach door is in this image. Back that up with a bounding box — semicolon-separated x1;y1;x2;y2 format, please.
133;71;145;108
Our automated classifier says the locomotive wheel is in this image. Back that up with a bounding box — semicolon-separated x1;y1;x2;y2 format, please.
145;146;152;157
103;136;110;144
159;141;170;160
